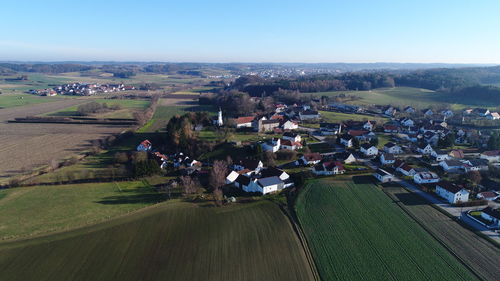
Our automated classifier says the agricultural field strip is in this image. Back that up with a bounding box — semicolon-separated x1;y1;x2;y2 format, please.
296;179;476;281
384;186;500;281
0;201;315;281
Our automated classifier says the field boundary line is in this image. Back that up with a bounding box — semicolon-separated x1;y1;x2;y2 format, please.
381;188;485;281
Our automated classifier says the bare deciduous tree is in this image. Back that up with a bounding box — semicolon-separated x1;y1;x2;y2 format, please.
209;160;228;191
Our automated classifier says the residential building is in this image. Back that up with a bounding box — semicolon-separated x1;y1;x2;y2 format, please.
384;142;402;154
435;181;469;204
280;139;302;151
374;168;394;183
414;171;440;184
476;192;500;201
380;153;395;165
480;150;500;162
282;120;299;130
335;152;357;164
439;160;464;172
137;140;152;152
404;106;416;113
340;134;354;148
282;132;301;143
480;207;500;227
235;116;255;128
297;153;322;166
299;110;320;120
261;138;281;153
360;143;378;157
320;122;342;135
257;119;280;132
431;150;450;162
233;160;263;172
487;112;500;120
312;161;345;176
244;176;285;194
449;149;465;159
417;143;434;155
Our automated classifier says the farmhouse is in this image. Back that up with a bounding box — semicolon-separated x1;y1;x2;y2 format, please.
137;140;152;152
245;176;285;194
258;119;280;132
380;153;395;165
260;167;290;181
374;168;394;183
384;142;402;154
414;171;440;184
487;112;500;120
480;207;500;227
435;181;469;204
360;143;378;157
235;116;255;128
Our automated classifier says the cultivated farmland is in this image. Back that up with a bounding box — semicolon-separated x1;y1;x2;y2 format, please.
0;99;130;183
384;185;500;281
295;177;477;281
0;201;315;281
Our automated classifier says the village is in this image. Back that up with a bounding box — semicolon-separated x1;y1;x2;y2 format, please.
29;82;135;96
132;98;500;235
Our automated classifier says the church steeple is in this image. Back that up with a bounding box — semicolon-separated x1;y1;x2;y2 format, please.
217;107;223;127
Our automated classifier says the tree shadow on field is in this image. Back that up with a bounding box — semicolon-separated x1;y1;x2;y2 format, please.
352;175;375;185
96;189;164;205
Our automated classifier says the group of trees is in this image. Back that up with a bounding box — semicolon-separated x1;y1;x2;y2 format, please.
165;112;214;156
487;132;500;150
0;63;93;73
77;101;121;115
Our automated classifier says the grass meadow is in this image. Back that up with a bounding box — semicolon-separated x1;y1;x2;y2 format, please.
295;177;477;281
0;201;315;281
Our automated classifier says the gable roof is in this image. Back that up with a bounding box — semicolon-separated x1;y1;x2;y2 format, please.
238;159;262;170
257;176;283;187
260;167;286;178
236;116;255;124
437;181;463;194
303;153;322;161
235;175;251;186
449;149;464;158
361;143;376;150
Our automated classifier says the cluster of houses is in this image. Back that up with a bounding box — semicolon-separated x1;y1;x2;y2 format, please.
29;83;135;96
225;160;294;194
137;140;201;174
463;107;500;120
232;104;320;133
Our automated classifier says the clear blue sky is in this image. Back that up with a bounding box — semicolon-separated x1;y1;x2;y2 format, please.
1;0;499;63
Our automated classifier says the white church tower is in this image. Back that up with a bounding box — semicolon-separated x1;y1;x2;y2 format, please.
216;108;223;127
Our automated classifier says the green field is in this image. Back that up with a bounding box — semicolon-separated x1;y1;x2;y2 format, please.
0;93;62;108
0;201;315;281
295;177;476;281
0;181;163;240
312;87;490;109
320;111;388;124
43;98;150;117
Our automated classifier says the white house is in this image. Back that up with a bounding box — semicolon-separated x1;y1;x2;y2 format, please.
226;171;240;184
417;143;434;155
414;171;440;184
441;110;454;118
431;150;450;162
462;159;489;172
282;132;301;143
297;153;322;166
487;112;500;120
396;163;413;176
363;121;374;131
360;143;378;157
380;153;395;165
261;138;281;153
282;120;299;130
439;160;464;172
480;207;500;228
435;181;469;204
384;142;402;154
137;140;152;152
374;169;394;183
243;176;284;194
335;152;357;164
422;109;434;116
340;135;353;148
280;139;302;151
312;161;345;176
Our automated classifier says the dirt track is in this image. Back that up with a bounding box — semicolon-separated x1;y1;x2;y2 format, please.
0;100;129;183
